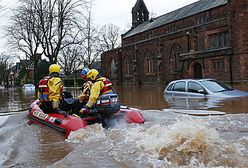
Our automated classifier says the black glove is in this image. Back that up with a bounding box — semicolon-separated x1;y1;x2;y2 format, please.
56;108;67;114
80;105;91;114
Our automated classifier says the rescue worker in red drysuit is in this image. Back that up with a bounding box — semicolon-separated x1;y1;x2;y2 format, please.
37;64;64;114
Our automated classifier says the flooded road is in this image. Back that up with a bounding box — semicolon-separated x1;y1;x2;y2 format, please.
115;85;248;114
0;85;248;168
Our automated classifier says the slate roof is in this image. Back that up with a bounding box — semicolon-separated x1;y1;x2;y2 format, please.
124;0;227;38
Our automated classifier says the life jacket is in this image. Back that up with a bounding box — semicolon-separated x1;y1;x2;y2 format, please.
38;76;50;102
97;77;114;95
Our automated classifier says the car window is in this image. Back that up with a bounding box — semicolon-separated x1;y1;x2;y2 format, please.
188;82;205;93
166;83;174;91
200;80;233;92
172;81;186;92
24;84;34;87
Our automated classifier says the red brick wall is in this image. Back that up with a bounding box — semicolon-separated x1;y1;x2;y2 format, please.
101;50;117;80
102;1;248;85
229;0;248;81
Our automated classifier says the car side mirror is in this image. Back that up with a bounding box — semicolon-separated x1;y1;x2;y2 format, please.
198;89;207;94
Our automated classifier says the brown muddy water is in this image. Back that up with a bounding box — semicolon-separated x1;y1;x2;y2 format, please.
0;85;248;168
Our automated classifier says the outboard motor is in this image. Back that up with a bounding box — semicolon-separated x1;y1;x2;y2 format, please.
94;94;121;128
95;94;120;114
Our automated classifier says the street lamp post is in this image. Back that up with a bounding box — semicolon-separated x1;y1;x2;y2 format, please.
32;45;43;96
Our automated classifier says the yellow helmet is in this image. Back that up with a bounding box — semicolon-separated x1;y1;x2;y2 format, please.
49;64;60;74
86;69;99;81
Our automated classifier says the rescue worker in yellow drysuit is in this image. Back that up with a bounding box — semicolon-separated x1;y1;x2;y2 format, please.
77;67;93;103
38;64;64;114
79;69;114;112
67;67;93;116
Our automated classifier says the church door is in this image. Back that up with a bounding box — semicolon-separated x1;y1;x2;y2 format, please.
193;63;202;79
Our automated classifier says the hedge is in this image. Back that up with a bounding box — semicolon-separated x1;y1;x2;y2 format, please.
63;78;85;87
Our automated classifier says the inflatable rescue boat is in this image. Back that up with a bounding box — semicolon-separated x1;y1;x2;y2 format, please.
28;95;145;136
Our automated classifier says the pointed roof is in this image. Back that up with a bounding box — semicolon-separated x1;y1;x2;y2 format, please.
132;0;149;14
125;0;227;38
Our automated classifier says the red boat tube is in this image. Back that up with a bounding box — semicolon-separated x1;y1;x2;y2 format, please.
28;100;88;136
28;100;145;136
115;106;145;124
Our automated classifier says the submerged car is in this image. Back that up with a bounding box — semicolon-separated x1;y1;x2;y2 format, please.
23;84;35;91
164;79;248;98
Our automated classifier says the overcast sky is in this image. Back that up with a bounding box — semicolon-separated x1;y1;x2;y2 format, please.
0;0;199;53
92;0;199;29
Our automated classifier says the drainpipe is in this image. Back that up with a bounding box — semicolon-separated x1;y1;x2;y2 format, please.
229;54;233;86
227;1;233;86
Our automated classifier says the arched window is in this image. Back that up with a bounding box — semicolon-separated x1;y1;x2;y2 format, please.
169;44;182;72
146;57;153;73
123;56;132;76
144;50;155;74
141;11;144;21
137;10;141;21
110;59;116;79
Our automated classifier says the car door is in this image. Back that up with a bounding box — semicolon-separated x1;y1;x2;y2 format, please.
187;81;208;98
164;81;190;108
170;81;187;97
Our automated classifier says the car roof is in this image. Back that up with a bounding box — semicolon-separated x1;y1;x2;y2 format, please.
169;78;214;83
24;84;34;86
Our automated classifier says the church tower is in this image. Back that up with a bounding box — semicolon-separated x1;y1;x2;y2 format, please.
132;0;149;28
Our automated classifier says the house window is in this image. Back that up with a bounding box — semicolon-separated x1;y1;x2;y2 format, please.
196;15;207;25
212;59;225;71
148;32;153;39
209;32;230;49
168;25;176;33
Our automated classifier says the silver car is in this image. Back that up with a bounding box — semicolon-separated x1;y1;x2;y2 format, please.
23;84;35;91
164;79;248;98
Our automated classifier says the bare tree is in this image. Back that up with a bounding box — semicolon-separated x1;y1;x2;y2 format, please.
58;44;83;75
7;1;42;59
0;2;6;16
0;53;13;85
7;1;47;86
7;0;85;64
73;2;99;68
38;0;85;63
98;24;121;52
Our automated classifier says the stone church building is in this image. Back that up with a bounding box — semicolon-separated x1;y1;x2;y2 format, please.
101;0;248;85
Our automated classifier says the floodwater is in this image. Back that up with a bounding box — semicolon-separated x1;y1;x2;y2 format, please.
0;85;248;168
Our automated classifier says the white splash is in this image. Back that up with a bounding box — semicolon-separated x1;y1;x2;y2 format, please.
0;116;9;126
67;124;105;143
123;119;229;167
